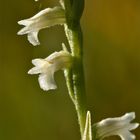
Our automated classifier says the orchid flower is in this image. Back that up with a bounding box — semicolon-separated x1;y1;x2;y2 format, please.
17;6;65;46
28;50;72;91
93;112;139;140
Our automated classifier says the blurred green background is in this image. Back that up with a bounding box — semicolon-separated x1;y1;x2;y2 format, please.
0;0;139;139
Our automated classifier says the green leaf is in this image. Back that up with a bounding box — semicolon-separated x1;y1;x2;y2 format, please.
82;111;92;140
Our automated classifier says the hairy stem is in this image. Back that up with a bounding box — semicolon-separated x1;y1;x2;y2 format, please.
62;0;86;138
64;24;87;137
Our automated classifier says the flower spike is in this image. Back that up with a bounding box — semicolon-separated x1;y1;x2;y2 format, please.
93;112;139;140
17;6;66;46
28;50;72;91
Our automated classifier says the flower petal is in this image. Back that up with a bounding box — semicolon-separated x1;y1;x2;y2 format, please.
121;112;135;123
38;73;57;91
27;31;40;46
32;59;46;66
17;26;29;35
28;67;42;74
127;123;139;131
18;19;32;26
120;131;136;140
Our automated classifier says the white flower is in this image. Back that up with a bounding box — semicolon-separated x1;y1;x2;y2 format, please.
17;6;65;46
93;112;139;140
83;111;92;140
28;50;72;91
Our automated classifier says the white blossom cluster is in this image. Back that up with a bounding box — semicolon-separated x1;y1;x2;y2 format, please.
18;1;72;91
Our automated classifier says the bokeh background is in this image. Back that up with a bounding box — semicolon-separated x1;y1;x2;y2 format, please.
0;0;140;139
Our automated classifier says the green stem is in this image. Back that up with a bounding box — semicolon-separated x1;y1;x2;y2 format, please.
71;26;87;136
64;24;87;137
62;0;86;138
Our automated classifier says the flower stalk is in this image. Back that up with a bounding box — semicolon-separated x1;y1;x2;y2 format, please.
67;26;87;136
62;0;87;137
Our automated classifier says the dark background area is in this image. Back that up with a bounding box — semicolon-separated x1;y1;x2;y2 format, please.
0;0;139;139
